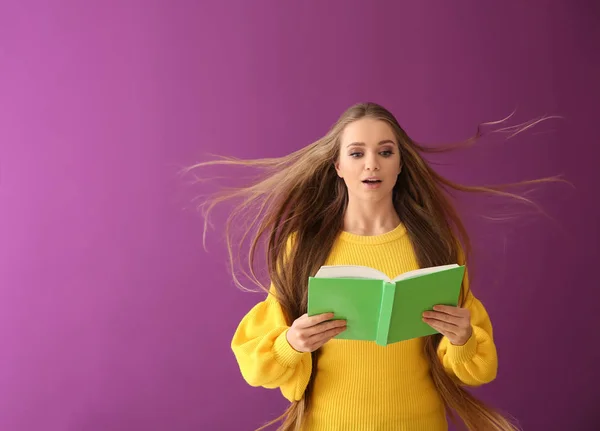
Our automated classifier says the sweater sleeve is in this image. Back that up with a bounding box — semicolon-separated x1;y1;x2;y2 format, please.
231;284;312;402
436;263;498;387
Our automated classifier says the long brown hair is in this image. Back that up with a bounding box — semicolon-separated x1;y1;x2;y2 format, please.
183;102;566;430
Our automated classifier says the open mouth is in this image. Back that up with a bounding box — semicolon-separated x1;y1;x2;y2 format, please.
362;179;382;184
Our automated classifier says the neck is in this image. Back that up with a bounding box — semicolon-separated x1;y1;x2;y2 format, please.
342;196;401;236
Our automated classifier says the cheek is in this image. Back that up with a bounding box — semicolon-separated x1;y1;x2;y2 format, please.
348;164;364;178
338;160;359;175
386;157;402;173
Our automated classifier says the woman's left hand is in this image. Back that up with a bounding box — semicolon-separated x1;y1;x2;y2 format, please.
422;305;473;346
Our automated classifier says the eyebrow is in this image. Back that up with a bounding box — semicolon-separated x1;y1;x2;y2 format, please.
346;140;396;148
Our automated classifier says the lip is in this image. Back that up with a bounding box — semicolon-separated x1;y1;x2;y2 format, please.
362;177;381;182
362;178;382;189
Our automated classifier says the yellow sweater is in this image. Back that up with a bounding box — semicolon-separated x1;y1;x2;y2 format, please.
231;223;498;430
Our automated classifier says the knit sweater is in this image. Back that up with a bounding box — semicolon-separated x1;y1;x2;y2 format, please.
231;223;498;430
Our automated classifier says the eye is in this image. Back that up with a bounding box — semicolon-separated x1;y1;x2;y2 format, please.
380;150;394;157
349;152;363;158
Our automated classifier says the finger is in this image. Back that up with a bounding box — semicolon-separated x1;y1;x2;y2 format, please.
309;325;346;348
296;312;335;328
422;311;462;326
304;318;346;336
423;318;458;335
432;305;469;317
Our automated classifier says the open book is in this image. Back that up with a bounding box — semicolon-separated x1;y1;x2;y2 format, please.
307;264;465;346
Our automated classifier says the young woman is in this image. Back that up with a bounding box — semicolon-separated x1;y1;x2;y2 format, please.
188;103;556;430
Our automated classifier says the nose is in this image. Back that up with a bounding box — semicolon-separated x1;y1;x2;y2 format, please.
364;153;380;171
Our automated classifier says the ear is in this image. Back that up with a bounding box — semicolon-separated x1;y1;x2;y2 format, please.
334;161;343;178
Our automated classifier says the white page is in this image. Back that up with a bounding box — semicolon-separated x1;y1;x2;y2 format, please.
313;265;390;282
391;264;459;282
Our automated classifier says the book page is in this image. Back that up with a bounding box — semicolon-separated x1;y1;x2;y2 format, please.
391;264;459;282
386;265;464;344
314;265;390;282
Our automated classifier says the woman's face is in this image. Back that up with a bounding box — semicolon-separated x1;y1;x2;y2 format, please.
335;117;402;203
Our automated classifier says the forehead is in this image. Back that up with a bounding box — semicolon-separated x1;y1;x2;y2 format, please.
340;118;396;144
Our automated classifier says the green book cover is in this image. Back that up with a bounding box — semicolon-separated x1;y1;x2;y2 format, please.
307;264;465;346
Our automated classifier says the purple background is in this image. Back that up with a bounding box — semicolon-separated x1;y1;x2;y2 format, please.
1;1;598;430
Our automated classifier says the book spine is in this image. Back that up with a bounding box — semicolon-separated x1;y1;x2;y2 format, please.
375;281;396;346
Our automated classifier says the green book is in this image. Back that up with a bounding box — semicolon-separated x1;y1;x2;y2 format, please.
307;264;465;346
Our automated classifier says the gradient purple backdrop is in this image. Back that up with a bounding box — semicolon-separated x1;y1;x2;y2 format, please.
1;1;598;430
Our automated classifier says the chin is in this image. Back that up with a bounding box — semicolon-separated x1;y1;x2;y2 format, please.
356;190;393;202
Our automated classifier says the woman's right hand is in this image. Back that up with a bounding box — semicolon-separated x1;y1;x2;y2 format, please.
286;313;347;353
